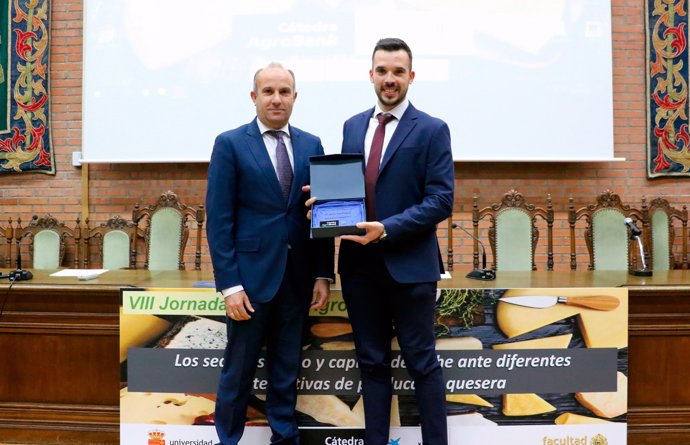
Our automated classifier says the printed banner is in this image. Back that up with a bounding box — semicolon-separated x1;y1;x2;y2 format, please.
0;0;54;174
120;287;628;445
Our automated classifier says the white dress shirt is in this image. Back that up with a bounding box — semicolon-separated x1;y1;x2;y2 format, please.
364;99;409;169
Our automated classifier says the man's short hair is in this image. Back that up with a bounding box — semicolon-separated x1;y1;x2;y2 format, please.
253;62;296;92
372;38;413;68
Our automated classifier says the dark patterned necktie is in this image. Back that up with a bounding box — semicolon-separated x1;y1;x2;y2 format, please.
364;113;395;221
268;130;293;201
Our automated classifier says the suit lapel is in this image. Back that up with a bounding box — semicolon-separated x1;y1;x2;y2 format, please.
288;126;305;206
354;111;372;156
351;109;374;173
245;121;284;202
380;104;418;172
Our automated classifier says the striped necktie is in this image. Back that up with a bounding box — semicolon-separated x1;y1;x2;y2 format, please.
267;130;293;201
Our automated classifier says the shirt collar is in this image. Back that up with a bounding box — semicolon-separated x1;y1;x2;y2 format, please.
256;119;290;138
374;98;409;121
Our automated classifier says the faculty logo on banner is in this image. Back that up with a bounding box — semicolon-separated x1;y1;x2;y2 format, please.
591;434;608;445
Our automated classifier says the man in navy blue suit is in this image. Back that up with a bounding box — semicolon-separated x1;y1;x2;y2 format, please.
206;63;334;445
338;38;454;445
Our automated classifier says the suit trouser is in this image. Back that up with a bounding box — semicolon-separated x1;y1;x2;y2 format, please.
215;261;308;445
340;247;448;445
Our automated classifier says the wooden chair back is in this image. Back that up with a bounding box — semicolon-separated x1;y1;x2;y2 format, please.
132;190;205;270
642;197;688;270
84;216;139;269
15;215;80;269
472;190;554;271
568;190;644;271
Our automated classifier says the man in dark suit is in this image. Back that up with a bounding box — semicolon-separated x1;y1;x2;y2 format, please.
338;38;454;445
206;63;334;445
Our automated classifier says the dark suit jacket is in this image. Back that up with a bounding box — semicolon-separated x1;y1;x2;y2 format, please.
206;118;334;302
338;103;454;283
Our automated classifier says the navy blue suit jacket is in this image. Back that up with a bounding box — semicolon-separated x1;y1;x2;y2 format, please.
338;103;454;283
206;118;334;302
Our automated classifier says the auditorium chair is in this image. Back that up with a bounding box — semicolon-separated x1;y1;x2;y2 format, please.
15;215;80;269
83;215;140;269
642;197;688;270
132;190;205;270
568;190;644;271
472;190;554;271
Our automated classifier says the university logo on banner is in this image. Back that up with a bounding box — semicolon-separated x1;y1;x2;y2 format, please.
148;430;165;445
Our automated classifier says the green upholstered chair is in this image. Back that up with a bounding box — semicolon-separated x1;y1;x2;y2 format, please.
568;190;644;271
643;197;688;271
472;190;554;271
132;191;205;271
16;215;80;269
84;216;139;269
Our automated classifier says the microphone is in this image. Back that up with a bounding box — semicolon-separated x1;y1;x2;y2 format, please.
452;223;496;281
8;237;33;281
623;217;642;238
623;217;652;277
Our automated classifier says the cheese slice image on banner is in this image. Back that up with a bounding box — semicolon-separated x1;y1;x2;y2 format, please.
575;371;628;418
119;388;215;424
578;299;628;349
446;394;494;407
502;393;557;416
555;412;615;424
295;395;361;427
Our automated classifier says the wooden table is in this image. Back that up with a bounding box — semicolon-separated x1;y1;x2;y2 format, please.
0;269;687;444
0;270;207;445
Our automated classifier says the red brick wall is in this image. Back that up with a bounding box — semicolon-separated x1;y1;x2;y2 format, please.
1;0;687;272
445;1;689;272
